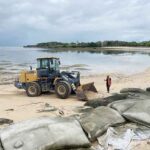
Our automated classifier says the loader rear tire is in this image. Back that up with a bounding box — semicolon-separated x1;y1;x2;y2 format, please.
55;81;71;99
26;82;41;97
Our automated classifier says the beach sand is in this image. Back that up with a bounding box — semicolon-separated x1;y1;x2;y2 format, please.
0;68;150;123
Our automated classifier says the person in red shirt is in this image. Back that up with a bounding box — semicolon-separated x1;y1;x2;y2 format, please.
105;75;112;93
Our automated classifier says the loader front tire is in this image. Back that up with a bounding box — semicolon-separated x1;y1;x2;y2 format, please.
26;82;41;97
55;81;71;99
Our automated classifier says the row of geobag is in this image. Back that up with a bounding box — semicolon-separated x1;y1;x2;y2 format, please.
0;109;123;150
82;88;150;141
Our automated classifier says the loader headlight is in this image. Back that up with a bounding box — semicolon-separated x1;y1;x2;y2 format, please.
71;83;76;91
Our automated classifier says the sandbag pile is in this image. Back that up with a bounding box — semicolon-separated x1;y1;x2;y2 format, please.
83;87;150;142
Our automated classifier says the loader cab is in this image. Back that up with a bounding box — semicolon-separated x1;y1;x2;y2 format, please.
37;57;60;77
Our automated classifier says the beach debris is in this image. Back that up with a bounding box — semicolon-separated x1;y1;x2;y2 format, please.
0;118;13;125
79;106;125;141
73;106;93;114
58;109;65;116
44;103;50;107
0;82;13;85
37;103;57;113
5;109;14;112
111;123;150;140
14;140;24;149
0;117;91;150
20;102;43;107
98;123;150;150
98;127;134;150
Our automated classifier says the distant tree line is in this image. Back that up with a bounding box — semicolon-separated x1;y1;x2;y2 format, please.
25;40;150;48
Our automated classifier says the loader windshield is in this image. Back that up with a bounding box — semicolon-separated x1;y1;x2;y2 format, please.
37;58;60;72
50;59;60;71
37;59;49;69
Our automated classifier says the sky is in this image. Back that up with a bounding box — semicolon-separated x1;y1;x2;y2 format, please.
0;0;150;46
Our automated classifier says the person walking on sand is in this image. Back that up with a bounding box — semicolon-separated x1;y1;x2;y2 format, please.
105;75;111;93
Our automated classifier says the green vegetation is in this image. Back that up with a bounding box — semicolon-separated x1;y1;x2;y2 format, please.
25;40;150;48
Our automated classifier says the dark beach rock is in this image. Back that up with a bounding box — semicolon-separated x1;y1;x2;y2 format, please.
0;116;91;150
0;118;13;125
5;109;14;112
79;106;125;142
85;93;128;108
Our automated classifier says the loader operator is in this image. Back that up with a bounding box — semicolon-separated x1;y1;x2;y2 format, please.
105;75;111;93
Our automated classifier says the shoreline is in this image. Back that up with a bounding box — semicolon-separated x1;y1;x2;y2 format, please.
24;46;150;53
1;67;150;86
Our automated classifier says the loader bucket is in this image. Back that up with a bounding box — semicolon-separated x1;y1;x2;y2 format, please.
76;82;98;101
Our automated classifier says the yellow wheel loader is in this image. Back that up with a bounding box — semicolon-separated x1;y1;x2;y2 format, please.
14;57;97;100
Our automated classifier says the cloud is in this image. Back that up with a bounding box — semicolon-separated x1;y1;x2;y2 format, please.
0;0;150;46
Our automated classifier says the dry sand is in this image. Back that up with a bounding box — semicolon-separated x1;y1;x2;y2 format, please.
0;68;150;123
